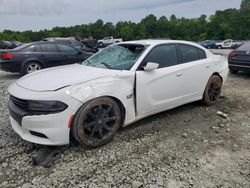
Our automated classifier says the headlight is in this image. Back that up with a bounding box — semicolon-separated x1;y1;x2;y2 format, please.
28;100;68;114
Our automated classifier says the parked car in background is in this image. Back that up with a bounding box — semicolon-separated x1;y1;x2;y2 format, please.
9;41;22;49
81;39;98;49
228;42;250;73
0;41;92;75
7;40;228;146
0;41;11;49
215;39;243;49
200;40;217;49
97;36;123;47
42;38;98;53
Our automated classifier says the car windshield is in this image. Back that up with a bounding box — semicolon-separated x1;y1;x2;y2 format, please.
82;44;147;70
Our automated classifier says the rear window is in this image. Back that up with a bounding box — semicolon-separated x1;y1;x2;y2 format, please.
237;42;250;51
179;44;207;63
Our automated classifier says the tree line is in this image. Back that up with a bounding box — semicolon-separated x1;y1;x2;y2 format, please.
0;0;249;42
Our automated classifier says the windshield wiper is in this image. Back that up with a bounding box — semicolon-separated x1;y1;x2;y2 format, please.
101;62;112;69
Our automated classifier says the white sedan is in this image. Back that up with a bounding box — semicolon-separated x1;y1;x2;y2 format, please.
8;40;228;147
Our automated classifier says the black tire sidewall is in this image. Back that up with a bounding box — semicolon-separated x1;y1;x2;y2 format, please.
72;97;121;147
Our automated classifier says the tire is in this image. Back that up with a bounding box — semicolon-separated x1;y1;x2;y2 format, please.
217;45;222;49
23;62;42;75
229;69;239;74
71;97;122;147
203;75;222;106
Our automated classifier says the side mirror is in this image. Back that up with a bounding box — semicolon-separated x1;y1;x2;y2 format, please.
143;62;159;71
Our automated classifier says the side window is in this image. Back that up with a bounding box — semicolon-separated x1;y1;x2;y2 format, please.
144;44;178;68
57;44;78;54
179;44;200;63
198;49;207;59
39;44;58;53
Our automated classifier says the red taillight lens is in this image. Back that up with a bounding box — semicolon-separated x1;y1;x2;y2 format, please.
228;51;236;59
2;53;13;60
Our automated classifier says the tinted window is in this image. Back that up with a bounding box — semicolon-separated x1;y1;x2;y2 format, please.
24;45;40;52
198;49;207;59
57;44;78;54
144;44;178;68
179;44;201;63
39;44;58;52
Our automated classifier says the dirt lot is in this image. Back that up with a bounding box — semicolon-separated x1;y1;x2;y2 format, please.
0;58;250;187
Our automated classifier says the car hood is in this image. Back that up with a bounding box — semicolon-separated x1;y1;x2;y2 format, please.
16;64;121;92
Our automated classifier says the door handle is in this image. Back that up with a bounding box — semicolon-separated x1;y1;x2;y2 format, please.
176;73;183;77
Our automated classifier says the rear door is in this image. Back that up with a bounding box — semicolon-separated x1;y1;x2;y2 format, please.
36;44;62;68
57;43;85;65
176;44;212;100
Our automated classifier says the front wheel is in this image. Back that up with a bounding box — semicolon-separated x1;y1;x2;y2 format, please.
217;45;222;49
71;97;122;147
23;62;42;75
203;75;222;106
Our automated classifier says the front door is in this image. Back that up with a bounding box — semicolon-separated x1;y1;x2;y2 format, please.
136;44;183;116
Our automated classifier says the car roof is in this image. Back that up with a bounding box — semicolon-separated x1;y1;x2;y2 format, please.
120;39;202;46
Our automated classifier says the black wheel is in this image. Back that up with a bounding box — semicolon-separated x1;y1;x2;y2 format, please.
217;45;222;49
71;97;122;147
203;75;222;106
229;69;239;74
23;62;42;75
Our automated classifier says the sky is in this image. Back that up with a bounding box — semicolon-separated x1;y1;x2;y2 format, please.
0;0;241;32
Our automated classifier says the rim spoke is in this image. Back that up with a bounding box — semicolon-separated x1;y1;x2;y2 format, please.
85;121;96;131
90;126;98;137
104;116;116;123
103;105;112;116
98;128;103;139
103;123;112;131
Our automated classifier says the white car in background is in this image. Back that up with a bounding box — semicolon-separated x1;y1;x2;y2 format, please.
98;36;123;47
8;40;228;147
215;39;243;49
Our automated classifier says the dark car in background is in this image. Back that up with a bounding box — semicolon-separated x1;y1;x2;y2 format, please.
0;41;92;75
0;40;22;49
42;38;98;53
200;40;217;49
0;41;12;49
228;42;250;74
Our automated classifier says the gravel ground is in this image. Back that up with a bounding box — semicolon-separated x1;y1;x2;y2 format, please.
0;65;250;187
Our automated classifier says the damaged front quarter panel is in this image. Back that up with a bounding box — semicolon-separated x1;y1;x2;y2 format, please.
65;71;136;124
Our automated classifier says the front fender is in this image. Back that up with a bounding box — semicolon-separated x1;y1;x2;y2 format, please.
66;73;136;123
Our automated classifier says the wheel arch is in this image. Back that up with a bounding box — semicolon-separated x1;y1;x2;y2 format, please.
21;59;44;74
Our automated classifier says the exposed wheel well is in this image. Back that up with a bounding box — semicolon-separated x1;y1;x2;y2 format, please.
212;72;223;83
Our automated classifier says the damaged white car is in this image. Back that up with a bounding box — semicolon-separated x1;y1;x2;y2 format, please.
8;40;228;147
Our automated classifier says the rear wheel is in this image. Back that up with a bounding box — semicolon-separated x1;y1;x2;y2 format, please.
203;75;222;106
98;42;104;47
217;45;222;49
71;97;122;147
23;62;42;75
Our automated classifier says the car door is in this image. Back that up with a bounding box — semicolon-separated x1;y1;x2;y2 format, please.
176;44;212;101
37;43;62;68
57;43;85;65
223;40;232;48
136;44;185;116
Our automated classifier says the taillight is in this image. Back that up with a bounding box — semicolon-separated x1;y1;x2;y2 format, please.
2;53;13;60
228;51;236;59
